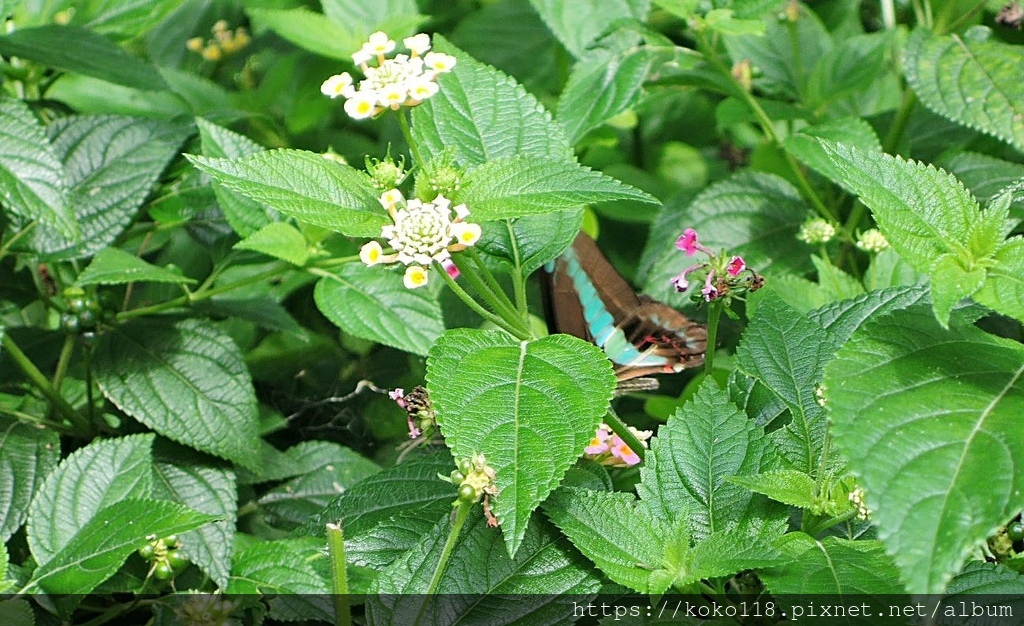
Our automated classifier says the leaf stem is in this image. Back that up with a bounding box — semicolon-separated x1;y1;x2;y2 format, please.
0;221;37;260
49;334;76;414
703;299;723;375
439;259;531;339
604;405;646;463
397;111;424;168
424;500;472;596
1;333;90;436
0;405;73;433
881;89;917;156
116;265;286;320
325;522;352;626
504;221;530;317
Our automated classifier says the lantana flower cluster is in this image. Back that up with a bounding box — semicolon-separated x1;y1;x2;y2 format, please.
359;189;481;289
584;423;652;468
320;32;456;119
669;228;764;302
390;385;435;439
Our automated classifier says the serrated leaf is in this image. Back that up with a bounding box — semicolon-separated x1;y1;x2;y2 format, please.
527;0;649;58
31;498;217;594
234;222;309;266
946;560;1024;594
642;172;811;302
411;36;573;167
228;539;329;594
75;247;195;286
671;528;781;587
427;329;617;557
321;0;421;32
475;210;583;277
784;117;882;171
369;513;599;622
825;305;1024;594
806;31;893;111
974;237;1024;324
544;487;664;593
904;28;1024;153
0;97;73;236
0;25;167;91
345;511;438;570
762;534;905;596
27;434;154;566
811;255;864;301
636;378;777;542
930;253;986;326
0;598;33;626
94;318;260;471
152;456;237;590
458;155;657;221
31;115;187;259
314;263;444;356
726;470;819;511
29;0;180;40
0;416;60;542
191;297;303;335
808;284;929;354
248;8;358;60
735;291;829;474
186;149;384;237
939;151;1024;221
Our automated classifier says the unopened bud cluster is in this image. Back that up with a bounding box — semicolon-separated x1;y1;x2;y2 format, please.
186;20;250;62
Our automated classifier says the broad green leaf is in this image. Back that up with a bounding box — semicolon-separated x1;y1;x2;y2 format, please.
946;560;1024;594
929;253;986;324
527;0;649;58
248;8;356;61
152;455;237;590
258;442;380;527
411;37;573;167
811;255;864;301
0;25;167;91
904;28;1024;153
314;263;445;356
735;291;829;474
31;115;187;259
27;434;154;566
234;222;309;266
0;599;31;626
186;149;384;237
76;247;195;286
345;511;438;570
94;318;261;471
668;528;781;588
15;0;181;40
653;0;698;19
475;210;583;277
557;48;658;144
228;539;329;594
939;151;1024;221
321;0;420;31
196;118;278;237
0;97;73;236
805;31;894;112
32;498;215;594
192;297;303;336
457;155;658;221
762;534;905;596
974;237;1024;324
544;487;664;593
783;117;882;171
726;470;820;512
302;453;454;538
864;248;924;291
825;305;1024;594
808;284;929;354
0;416;60;542
642;172;811;302
704;9;765;35
426;329;617;556
636;378;777;542
369;513;600;621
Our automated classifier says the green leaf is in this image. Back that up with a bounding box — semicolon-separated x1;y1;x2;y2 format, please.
811;255;865;302
25;0;181;40
186;149;384;237
369;513;599;619
411;36;574;167
805;31;894;111
636;378;778;542
946;560;1024;594
196;118;278;237
192;297;303;336
726;470;820;511
32;498;217;595
0;599;32;626
670;528;781;587
475;210;583;277
783;117;882;171
762;534;905;596
426;329;617;556
544;487;665;593
234;222;309;266
0;97;74;236
557;48;659;144
321;0;421;33
31;115;187;259
0;25;167;91
929;253;986;326
228;539;329;594
735;291;829;474
974;237;1024;324
704;9;765;35
808;284;929;354
314;263;445;356
94;318;261;471
642;172;811;302
0;416;60;542
939;151;1024;221
248;8;357;60
76;247;195;286
27;434;154;566
152;454;237;590
457;155;658;220
345;511;439;570
825;305;1024;594
904;28;1024;153
527;0;649;58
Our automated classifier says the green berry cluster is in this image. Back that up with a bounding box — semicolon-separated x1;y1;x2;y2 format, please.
60;287;114;336
138;534;190;581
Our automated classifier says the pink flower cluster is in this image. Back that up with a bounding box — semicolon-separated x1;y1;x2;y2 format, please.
584;423;652;468
669;228;761;302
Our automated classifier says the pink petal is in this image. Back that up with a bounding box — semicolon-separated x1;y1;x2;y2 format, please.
727;256;746;277
675;228;700;256
701;272;718;301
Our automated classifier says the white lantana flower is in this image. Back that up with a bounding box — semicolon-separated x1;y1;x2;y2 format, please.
322;31;455;119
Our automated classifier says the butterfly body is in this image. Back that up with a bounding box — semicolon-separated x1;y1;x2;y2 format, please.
544;233;707;381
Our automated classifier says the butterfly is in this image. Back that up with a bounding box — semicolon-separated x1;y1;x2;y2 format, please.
544;233;707;386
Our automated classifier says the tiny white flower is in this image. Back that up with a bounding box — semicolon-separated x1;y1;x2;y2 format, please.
404;265;429;289
365;31;396;55
320;73;353;98
351;48;372;66
407;78;438;101
360;241;384;266
432;195;451;211
379;189;404;208
379;83;408;108
453;203;470;220
344;92;378;119
450;222;482;246
423;51;456;73
404;33;431;55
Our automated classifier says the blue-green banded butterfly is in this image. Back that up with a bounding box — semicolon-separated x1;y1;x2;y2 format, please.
544;233;707;383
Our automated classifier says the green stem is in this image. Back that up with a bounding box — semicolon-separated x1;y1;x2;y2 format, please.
604;405;646;463
325;522;352;626
937;0;987;34
0;221;37;260
50;334;75;410
313;254;360;269
397;111;424;167
703;299;723;375
804;508;858;538
439;260;531;339
424;500;473;596
0;405;73;433
117;265;285;320
2;333;90;436
881;89;916;156
504;222;529;316
465;248;526;328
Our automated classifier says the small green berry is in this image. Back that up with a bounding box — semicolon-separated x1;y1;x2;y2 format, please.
153;561;174;580
457;484;477;502
458;458;472;476
1008;522;1024;542
163;534;179;549
67;297;88;313
166;549;189;572
449;470;465;484
77;308;97;329
138;544;155;560
61;313;80;334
